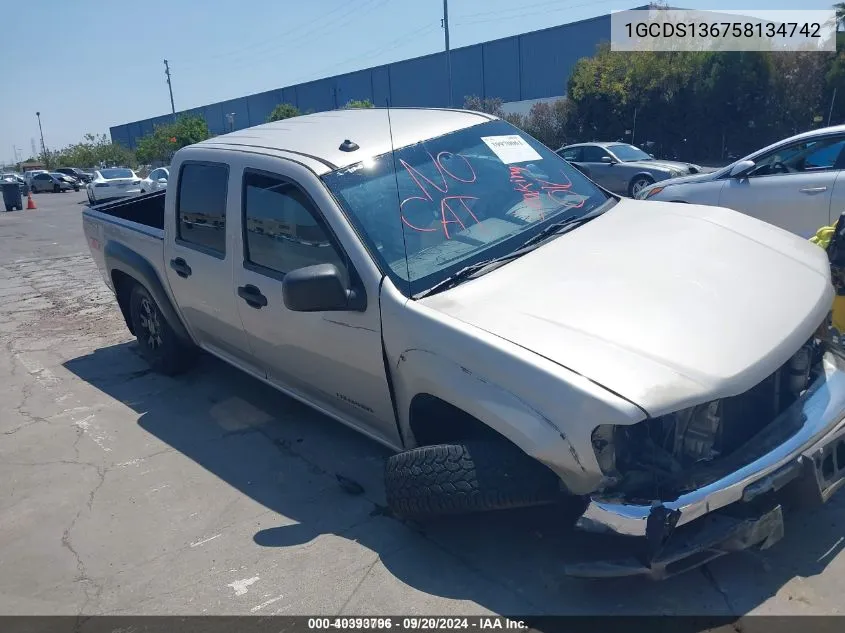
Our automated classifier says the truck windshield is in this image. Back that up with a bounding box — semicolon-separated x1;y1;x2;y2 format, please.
322;120;609;297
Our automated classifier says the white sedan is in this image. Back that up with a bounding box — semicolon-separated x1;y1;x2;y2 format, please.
636;125;845;238
86;168;142;204
139;167;169;193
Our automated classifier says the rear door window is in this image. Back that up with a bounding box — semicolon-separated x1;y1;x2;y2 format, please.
581;146;610;162
176;162;229;256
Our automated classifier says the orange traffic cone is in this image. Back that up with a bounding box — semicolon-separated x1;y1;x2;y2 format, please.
26;192;36;210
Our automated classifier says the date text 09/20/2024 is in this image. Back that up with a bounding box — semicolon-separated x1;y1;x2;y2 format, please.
307;618;528;630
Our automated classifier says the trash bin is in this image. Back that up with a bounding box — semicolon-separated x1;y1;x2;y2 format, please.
1;181;23;211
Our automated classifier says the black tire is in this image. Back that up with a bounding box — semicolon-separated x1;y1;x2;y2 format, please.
4;204;11;212
129;283;196;375
385;440;562;519
628;175;654;198
53;184;60;193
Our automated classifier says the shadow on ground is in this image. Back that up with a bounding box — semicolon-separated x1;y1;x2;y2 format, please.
64;342;845;618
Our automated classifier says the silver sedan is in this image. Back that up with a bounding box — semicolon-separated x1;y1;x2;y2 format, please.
637;125;845;239
556;142;704;197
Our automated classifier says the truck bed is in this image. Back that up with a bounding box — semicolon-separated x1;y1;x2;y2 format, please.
90;191;166;230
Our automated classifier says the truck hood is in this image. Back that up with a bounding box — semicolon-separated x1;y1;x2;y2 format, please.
419;199;833;417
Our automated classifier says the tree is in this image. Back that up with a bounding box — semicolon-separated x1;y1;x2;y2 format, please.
267;103;301;122
50;133;134;169
135;116;210;164
344;99;374;108
463;95;506;117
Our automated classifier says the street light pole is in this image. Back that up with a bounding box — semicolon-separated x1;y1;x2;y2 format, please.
35;112;46;163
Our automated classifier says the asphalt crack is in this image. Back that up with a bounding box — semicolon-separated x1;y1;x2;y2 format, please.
58;461;108;616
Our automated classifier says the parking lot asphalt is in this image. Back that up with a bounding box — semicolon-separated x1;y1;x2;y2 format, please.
2;190;845;619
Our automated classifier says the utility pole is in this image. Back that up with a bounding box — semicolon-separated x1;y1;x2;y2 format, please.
442;0;453;107
12;145;20;165
164;59;176;121
35;112;46;163
829;87;838;127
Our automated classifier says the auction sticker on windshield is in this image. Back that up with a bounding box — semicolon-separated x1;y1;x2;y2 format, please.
481;135;542;164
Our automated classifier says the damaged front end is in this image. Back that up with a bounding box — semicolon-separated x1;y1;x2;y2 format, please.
567;340;845;579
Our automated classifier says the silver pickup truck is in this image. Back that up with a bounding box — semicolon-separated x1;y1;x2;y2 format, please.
83;108;845;579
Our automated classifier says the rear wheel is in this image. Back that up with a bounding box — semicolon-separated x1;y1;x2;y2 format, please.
385;440;562;519
129;283;196;375
53;184;60;193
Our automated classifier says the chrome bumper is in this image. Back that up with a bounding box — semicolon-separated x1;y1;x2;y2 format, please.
577;350;845;538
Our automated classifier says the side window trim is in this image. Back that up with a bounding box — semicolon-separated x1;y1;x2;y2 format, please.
747;135;845;178
174;160;229;260
240;167;353;281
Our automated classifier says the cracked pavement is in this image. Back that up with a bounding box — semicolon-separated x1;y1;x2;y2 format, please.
2;192;845;619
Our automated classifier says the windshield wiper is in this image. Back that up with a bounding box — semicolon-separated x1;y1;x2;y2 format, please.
414;214;601;299
514;214;595;251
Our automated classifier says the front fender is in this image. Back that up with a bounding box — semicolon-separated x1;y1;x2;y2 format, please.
392;348;606;494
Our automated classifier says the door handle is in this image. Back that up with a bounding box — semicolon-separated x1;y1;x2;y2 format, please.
237;284;268;309
169;257;192;278
799;186;828;194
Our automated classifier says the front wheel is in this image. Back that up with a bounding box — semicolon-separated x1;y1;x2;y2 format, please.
385;440;562;519
129;284;196;375
628;175;654;198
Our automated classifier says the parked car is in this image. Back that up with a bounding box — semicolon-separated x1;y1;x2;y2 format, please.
23;170;49;188
55;167;93;184
1;173;26;193
557;142;704;197
139;166;169;193
82;108;844;579
86;167;142;204
30;172;76;193
637;125;845;239
53;172;81;190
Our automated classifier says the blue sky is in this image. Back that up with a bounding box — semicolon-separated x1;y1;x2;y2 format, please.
1;0;836;163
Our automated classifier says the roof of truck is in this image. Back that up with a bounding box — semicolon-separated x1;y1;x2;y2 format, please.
194;107;495;174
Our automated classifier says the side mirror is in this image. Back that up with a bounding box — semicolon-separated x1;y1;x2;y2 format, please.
600;156;615;164
648;153;655;159
729;160;756;178
282;263;366;312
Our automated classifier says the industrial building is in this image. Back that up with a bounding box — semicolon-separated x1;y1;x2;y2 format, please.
109;10;613;149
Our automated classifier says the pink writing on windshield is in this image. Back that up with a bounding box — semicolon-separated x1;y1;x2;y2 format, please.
400;152;479;237
508;166;585;212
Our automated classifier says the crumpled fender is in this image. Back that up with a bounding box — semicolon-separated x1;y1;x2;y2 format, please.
391;347;608;495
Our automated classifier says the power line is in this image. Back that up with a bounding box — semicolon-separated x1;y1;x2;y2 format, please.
288;22;438;86
176;0;389;73
454;0;619;27
174;1;368;70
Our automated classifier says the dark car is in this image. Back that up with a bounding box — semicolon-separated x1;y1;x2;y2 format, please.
55;167;92;184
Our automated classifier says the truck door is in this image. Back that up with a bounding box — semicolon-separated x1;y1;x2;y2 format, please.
163;159;258;371
230;155;400;447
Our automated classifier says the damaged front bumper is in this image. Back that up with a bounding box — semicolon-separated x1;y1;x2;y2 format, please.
568;349;845;579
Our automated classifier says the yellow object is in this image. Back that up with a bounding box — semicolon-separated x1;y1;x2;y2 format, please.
833;295;845;334
810;225;836;249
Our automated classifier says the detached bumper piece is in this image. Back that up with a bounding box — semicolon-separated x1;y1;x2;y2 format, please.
566;351;845;579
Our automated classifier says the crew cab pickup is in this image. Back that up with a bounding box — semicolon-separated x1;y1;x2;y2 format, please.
83;108;845;579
